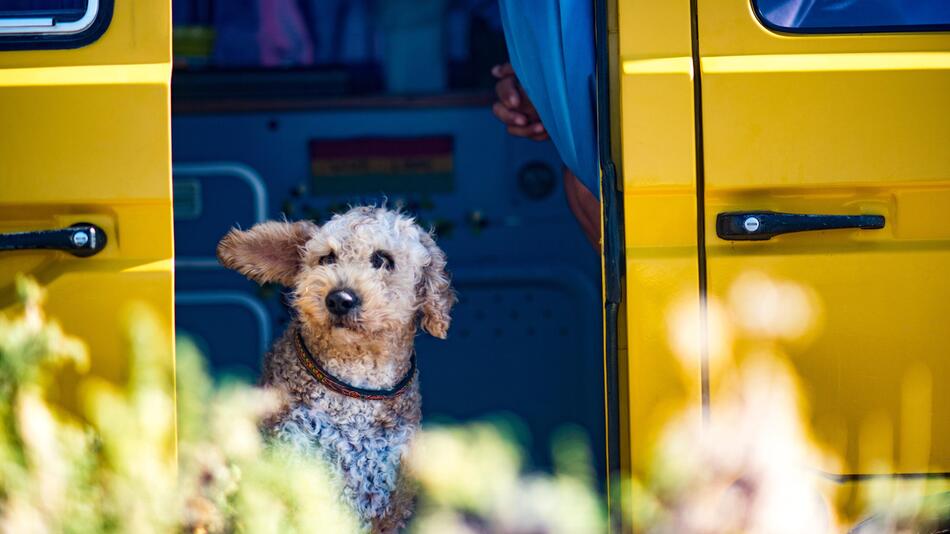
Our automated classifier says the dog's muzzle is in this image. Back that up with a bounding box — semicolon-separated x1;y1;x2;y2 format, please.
326;288;361;316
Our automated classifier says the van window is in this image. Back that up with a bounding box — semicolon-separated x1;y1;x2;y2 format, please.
172;0;507;100
754;0;950;33
1;1;86;20
0;0;112;49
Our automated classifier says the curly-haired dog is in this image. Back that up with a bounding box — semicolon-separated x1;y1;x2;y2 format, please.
216;207;455;532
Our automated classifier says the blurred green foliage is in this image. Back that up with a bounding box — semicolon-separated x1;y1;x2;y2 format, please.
0;277;605;533
0;275;944;533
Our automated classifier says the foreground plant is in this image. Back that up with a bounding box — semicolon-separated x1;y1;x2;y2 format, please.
0;276;98;533
0;276;356;534
408;422;605;533
1;275;945;533
627;272;949;534
0;277;605;534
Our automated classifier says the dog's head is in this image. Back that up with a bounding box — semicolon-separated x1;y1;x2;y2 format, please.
217;207;455;347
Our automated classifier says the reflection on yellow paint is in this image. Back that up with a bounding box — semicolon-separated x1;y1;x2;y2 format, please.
0;63;169;87
666;293;733;382
701;52;950;74
900;363;933;472
123;259;175;273
728;271;821;342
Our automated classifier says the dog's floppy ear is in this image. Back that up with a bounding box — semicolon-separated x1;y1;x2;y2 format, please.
418;231;456;339
217;220;317;286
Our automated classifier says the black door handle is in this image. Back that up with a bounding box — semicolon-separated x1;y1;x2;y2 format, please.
717;211;884;241
0;223;107;257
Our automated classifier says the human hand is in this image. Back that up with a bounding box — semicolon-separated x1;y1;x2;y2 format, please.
563;167;601;249
491;63;549;141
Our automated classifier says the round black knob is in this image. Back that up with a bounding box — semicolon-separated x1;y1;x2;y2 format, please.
517;162;556;200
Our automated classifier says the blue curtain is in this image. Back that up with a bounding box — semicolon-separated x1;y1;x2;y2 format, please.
497;0;599;198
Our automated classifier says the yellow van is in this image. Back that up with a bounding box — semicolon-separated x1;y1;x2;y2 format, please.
0;0;947;530
606;0;949;525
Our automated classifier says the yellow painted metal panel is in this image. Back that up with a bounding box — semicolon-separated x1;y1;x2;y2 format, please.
617;0;700;504
617;0;692;60
0;3;173;409
697;0;950;518
701;64;950;189
620;70;696;190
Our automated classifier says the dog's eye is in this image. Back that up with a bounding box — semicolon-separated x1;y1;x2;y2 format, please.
370;250;394;271
319;252;337;266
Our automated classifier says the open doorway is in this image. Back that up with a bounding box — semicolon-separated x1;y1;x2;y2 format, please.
170;0;605;476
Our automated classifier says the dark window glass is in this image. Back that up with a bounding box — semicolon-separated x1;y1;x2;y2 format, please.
0;0;88;23
172;0;508;98
0;0;111;51
754;0;950;32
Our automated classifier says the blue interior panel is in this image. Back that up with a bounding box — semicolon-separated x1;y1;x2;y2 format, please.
171;104;603;472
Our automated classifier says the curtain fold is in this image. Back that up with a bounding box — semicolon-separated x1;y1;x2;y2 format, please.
498;0;599;198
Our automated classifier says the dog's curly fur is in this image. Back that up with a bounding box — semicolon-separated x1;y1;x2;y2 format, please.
217;206;455;532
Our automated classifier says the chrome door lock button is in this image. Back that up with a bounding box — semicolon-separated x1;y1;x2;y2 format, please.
743;216;761;233
71;230;90;247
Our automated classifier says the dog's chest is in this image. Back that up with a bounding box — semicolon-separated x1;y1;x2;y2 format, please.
275;393;417;518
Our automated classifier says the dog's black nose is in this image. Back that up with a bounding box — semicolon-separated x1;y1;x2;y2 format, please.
325;288;360;316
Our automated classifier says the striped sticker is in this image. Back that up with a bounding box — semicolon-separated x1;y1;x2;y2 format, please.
309;136;454;194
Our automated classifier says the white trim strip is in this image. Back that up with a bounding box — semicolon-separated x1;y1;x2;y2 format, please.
0;18;54;28
177;291;273;355
174;162;268;224
174;162;269;270
0;0;99;35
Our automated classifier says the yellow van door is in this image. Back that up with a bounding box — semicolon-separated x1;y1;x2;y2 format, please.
697;2;949;483
0;2;173;401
